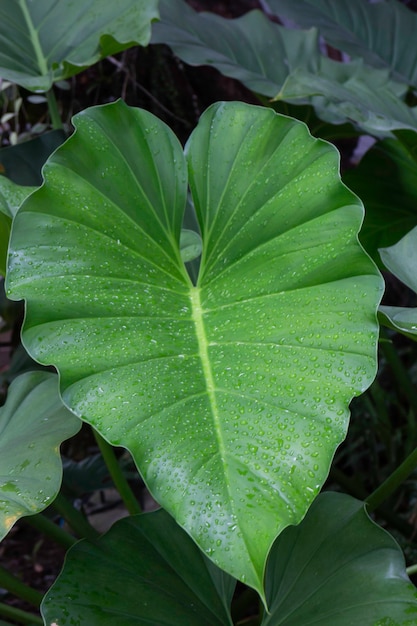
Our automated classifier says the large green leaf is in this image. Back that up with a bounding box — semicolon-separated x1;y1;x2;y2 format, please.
267;0;417;88
263;492;417;625
41;493;417;624
151;0;320;98
344;130;417;263
41;509;235;626
379;226;417;339
152;0;417;133
0;371;81;541
5;100;382;593
0;0;159;92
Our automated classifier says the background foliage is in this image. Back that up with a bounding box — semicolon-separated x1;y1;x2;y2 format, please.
1;1;417;625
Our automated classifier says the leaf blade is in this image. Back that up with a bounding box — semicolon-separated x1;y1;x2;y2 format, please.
6;100;383;594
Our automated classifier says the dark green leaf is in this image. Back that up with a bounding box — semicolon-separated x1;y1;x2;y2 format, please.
0;131;66;185
344;131;417;263
262;492;417;625
41;509;234;626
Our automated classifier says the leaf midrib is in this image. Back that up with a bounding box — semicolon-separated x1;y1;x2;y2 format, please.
18;0;48;75
189;286;226;463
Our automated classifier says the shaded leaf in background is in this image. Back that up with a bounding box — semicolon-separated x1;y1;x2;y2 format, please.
0;131;65;275
41;508;235;626
0;0;159;92
0;371;81;541
0;130;66;185
344;130;417;263
263;492;417;625
152;0;417;133
41;492;417;625
61;454;113;498
266;0;417;88
379;226;417;339
152;0;320;98
0;212;11;277
6;100;382;593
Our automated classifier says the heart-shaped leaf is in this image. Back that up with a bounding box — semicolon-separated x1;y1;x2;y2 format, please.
263;492;417;625
378;226;417;339
0;371;81;541
6;100;382;593
0;0;158;92
41;509;235;626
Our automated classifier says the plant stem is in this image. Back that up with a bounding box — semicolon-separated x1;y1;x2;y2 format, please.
24;512;77;550
406;564;417;576
51;493;99;541
0;564;43;608
330;468;415;537
366;446;417;513
93;430;142;515
380;330;417;418
46;88;63;130
0;601;43;625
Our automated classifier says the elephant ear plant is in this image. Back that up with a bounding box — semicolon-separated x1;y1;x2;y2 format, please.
2;96;415;625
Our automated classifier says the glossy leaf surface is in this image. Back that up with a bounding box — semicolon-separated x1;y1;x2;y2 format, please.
6;100;382;592
263;492;417;625
379;226;417;338
152;0;417;132
267;0;417;88
0;371;80;541
42;509;235;626
0;0;158;91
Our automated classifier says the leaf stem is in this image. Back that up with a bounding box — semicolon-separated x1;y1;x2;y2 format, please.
0;601;43;625
23;512;77;550
380;329;417;418
93;430;142;515
406;564;417;576
51;493;99;541
46;88;63;130
0;564;43;608
366;446;417;513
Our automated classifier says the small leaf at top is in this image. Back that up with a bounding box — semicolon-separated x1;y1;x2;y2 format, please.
0;0;158;92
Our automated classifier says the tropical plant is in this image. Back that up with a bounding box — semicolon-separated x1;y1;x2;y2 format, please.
1;1;417;625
